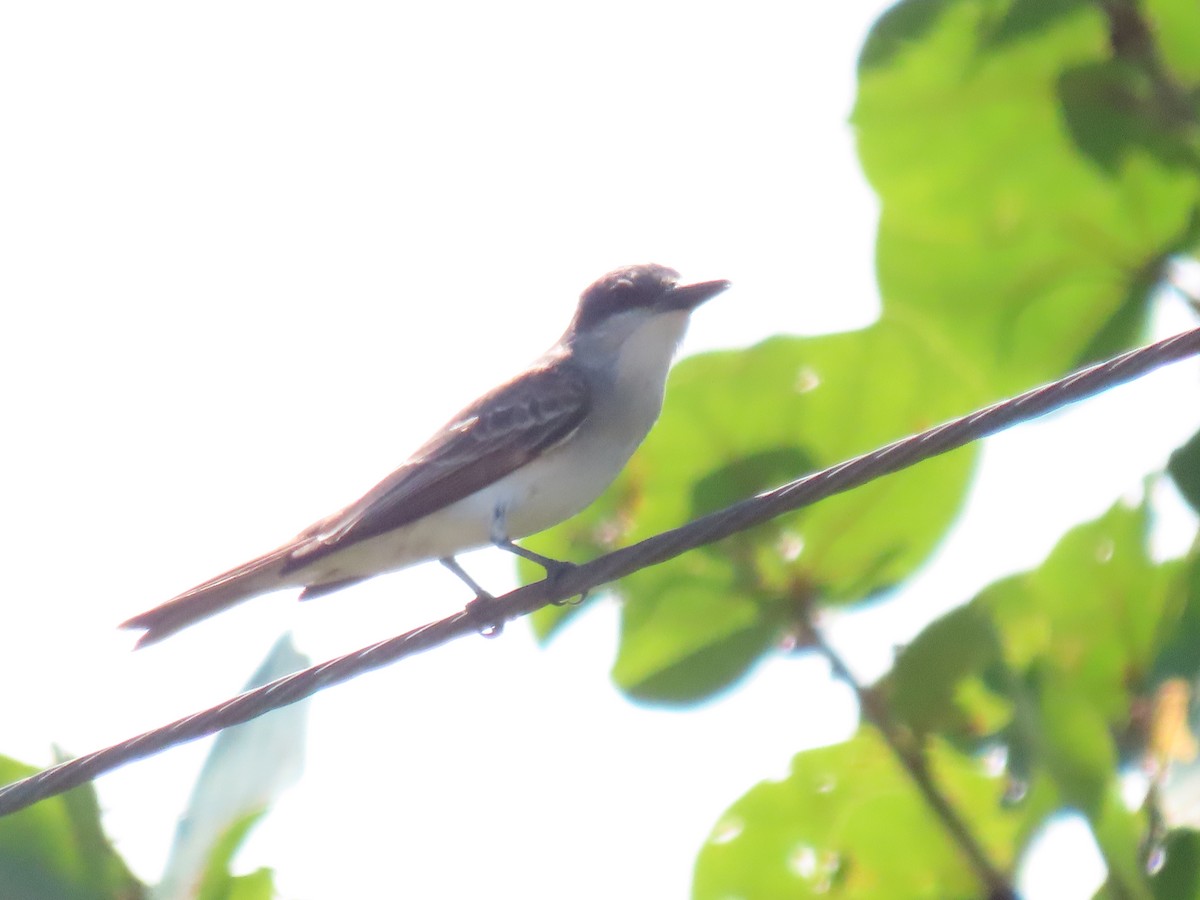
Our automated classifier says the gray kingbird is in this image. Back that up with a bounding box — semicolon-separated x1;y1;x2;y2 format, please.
122;263;730;647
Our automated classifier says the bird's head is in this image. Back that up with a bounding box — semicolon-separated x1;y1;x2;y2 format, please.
572;264;729;332
565;264;730;363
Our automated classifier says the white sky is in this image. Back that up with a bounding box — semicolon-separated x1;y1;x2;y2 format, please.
2;2;1198;898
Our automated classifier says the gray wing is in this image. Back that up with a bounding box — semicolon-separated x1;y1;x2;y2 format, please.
280;361;590;574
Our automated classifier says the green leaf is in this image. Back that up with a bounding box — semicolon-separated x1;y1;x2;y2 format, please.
882;500;1191;893
856;0;1200;390
1028;665;1116;816
610;551;779;704
1089;787;1154;900
1143;0;1200;84
1152;829;1200;899
1058;59;1200;175
529;320;983;703
196;809;275;900
693;729;1037;899
980;501;1182;723
1169;428;1200;516
967;498;1188;797
0;755;144;900
888;605;1008;741
1148;553;1200;687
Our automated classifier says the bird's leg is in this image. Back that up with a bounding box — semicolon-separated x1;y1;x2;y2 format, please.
440;556;493;600
490;506;586;606
493;539;576;579
440;556;503;637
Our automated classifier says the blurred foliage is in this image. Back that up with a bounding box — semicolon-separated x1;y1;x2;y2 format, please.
0;754;143;900
522;0;1200;896
884;502;1198;897
0;638;304;898
694;729;1054;899
194;811;274;900
1170;427;1200;514
856;0;1200;387
0;747;278;900
693;502;1199;898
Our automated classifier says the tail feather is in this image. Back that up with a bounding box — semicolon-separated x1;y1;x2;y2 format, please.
121;545;297;648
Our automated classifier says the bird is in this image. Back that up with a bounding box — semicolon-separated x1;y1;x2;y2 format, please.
121;263;730;647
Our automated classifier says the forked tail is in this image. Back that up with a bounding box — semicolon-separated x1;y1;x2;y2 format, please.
121;545;296;648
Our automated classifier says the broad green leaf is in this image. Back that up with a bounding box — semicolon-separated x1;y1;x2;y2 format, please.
693;728;1040;899
1149;554;1200;687
1152;829;1200;899
856;0;1200;392
884;501;1190;893
1143;0;1200;84
1028;665;1116;817
0;755;143;900
887;604;1008;741
195;810;274;900
529;319;982;702
980;501;1183;723
609;550;779;704
1169;428;1200;516
1058;58;1200;176
931;504;1195;777
1089;787;1154;900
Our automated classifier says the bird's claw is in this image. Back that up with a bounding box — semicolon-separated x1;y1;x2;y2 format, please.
540;561;588;607
550;588;589;607
466;593;504;638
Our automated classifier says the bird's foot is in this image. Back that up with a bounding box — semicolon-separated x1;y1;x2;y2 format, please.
465;593;504;638
493;540;588;606
442;556;506;637
539;556;575;581
539;559;589;607
551;590;588;607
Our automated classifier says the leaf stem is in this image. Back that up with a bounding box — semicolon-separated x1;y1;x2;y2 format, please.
793;600;1018;900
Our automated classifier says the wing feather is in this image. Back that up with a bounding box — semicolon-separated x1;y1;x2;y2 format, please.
280;360;590;573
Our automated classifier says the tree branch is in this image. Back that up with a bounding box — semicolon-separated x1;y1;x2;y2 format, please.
793;600;1017;899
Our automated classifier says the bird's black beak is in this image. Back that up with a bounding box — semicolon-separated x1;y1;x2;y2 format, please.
664;278;731;311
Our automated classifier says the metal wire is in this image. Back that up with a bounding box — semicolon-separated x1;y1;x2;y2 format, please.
1;326;1198;817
